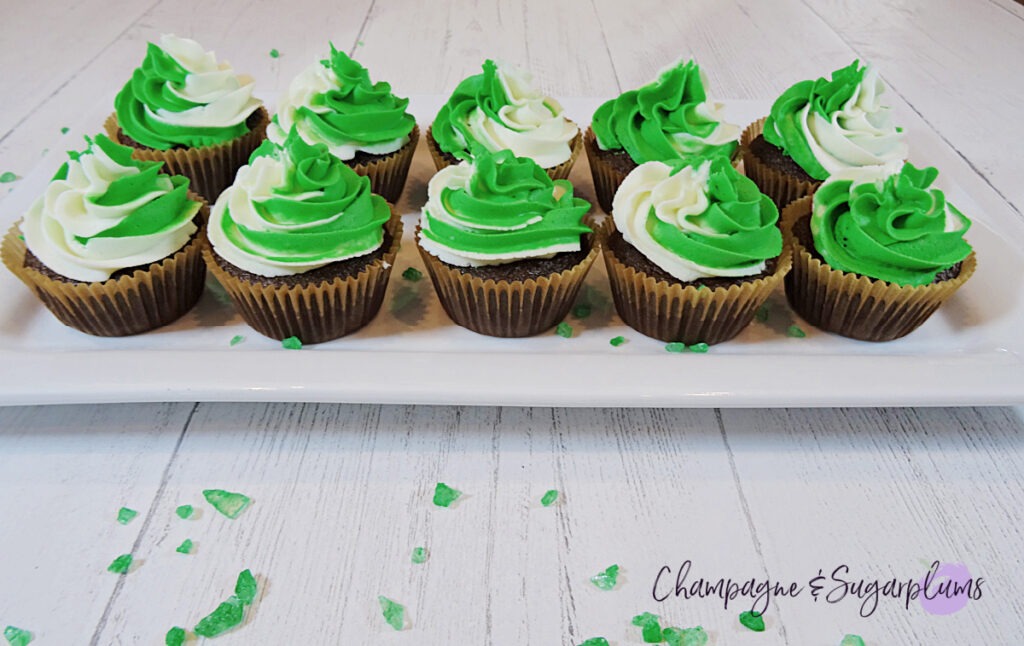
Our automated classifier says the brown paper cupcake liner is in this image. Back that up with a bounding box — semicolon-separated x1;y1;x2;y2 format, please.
741;117;820;210
599;218;792;345
425;125;582;181
348;124;420;204
203;211;402;344
584;126;633;214
105;107;270;203
782;196;977;341
2;197;209;337
416;224;598;337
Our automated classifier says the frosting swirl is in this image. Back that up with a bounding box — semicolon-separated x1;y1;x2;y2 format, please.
21;134;201;282
612;157;782;282
763;60;907;181
207;129;391;277
114;34;263;150
592;59;739;164
432;60;578;168
268;44;415;161
811;161;972;286
419;148;591;266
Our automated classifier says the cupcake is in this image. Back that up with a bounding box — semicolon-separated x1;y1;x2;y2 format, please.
416;146;596;337
602;156;789;345
105;34;269;202
1;134;206;336
587;59;740;214
783;161;975;341
204;128;400;344
742;60;907;208
268;44;419;204
427;60;581;180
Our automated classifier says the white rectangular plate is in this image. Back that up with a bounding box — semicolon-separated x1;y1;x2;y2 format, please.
1;97;1021;407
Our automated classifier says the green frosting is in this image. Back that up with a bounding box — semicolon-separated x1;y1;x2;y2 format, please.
591;60;737;164
811;162;972;286
432;60;516;160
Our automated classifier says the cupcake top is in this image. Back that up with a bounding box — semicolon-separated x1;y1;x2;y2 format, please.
21;134;201;282
207;128;391;277
592;59;739;165
418;147;591;267
268;45;416;162
432;60;578;168
114;34;263;151
613;157;782;282
811;161;972;286
762;60;907;181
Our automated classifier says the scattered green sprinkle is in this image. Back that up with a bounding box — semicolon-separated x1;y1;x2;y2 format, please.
572;303;592;319
281;335;302;350
164;626;186;646
696;284;707;291
665;342;686;353
609;335;626;347
401;267;422;281
540;489;559;507
268;48;280;58
689;342;709;353
203;489;252;519
116;507;138;525
0;172;18;183
664;626;708;646
60;127;70;135
411;546;428;564
632;612;663;642
578;639;609;646
235;569;258;605
176;539;193;555
841;636;865;646
787;324;806;338
556;321;573;338
755;304;770;322
432;482;461;508
194;597;244;638
107;553;133;574
229;334;245;347
175;504;194;519
378;596;404;630
589;564;619;590
739;610;765;632
3;626;32;646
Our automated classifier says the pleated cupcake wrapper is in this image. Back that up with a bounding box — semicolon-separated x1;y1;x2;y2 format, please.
203;212;402;344
782;196;977;342
348;125;420;204
583;126;633;214
598;218;792;345
425;126;583;181
416;224;598;338
104;107;270;203
740;117;820;210
1;196;209;337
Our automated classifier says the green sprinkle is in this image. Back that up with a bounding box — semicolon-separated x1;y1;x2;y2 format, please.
175;539;193;555
175;504;194;519
3;626;32;646
281;336;302;350
229;334;245;347
665;342;686;353
164;626;186;646
194;597;244;638
107;553;133;574
578;639;609;646
357;40;365;47
60;127;70;135
689;342;709;353
432;482;461;508
739;610;765;632
632;612;663;643
378;596;404;630
841;636;866;646
696;284;707;291
572;303;592;319
269;48;280;58
755;304;770;322
203;489;252;519
540;489;559;507
235;569;258;605
411;546;428;564
0;172;18;183
609;335;626;347
664;626;708;646
787;324;806;338
401;267;422;281
589;564;619;590
556;321;573;338
116;507;138;525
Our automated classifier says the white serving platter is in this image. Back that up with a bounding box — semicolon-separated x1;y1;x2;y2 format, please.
0;98;1021;407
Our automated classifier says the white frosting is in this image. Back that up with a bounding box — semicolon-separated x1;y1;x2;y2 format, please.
612;160;767;282
150;35;261;129
22;143;199;282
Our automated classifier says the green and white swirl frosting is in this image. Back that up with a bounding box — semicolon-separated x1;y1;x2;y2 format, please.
21;134;201;282
612;157;782;282
114;34;263;150
432;60;578;168
811;161;972;286
207;129;391;277
268;45;415;161
419;148;591;266
592;59;739;165
763;60;907;181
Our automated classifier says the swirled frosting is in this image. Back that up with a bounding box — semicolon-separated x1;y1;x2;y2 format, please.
114;34;263;150
21;134;201;282
811;161;972;286
268;44;415;161
207;128;391;277
612;157;782;282
592;59;739;165
432;60;578;168
763;60;907;181
419;148;591;266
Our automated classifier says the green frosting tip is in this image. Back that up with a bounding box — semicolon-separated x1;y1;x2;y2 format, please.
203;489;252;519
4;626;33;646
116;507;138;525
739;610;766;632
378;596;405;630
433;482;462;507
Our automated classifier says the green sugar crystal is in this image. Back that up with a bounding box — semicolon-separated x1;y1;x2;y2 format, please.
0;172;18;183
107;553;133;574
378;596;405;631
175;504;194;519
176;539;193;555
841;636;865;646
632;612;663;643
401;267;422;281
229;335;245;347
664;626;708;646
3;626;32;646
572;303;592;319
540;489;559;507
269;48;280;58
578;639;609;646
203;489;252;519
432;482;461;508
281;336;302;350
194;597;244;638
689;342;709;353
739;610;765;632
665;342;686;353
116;507;138;525
609;335;626;347
787;324;806;338
235;569;258;605
755;304;770;322
164;626;186;646
411;547;428;564
556;322;573;338
590;564;619;590
60;127;70;135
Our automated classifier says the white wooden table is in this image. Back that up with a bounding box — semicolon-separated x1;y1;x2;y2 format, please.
2;1;1023;644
